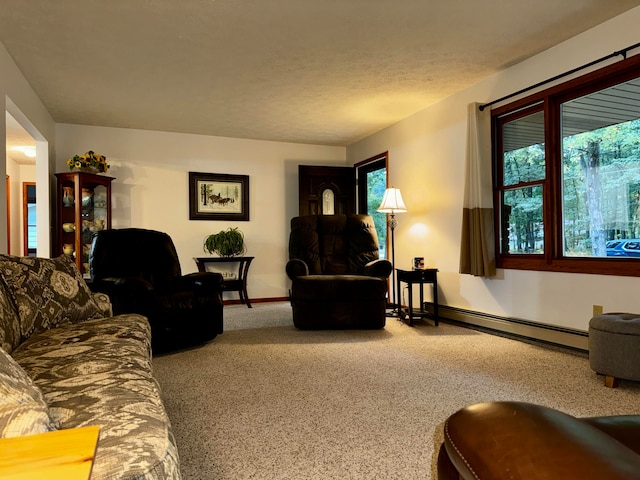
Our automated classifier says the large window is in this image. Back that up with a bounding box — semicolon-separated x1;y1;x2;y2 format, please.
494;55;640;275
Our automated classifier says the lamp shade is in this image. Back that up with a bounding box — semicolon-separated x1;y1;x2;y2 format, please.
377;187;407;213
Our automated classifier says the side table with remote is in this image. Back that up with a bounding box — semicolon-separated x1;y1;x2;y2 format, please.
194;256;254;308
396;268;439;326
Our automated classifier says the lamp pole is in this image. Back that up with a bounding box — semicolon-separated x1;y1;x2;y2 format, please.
388;211;398;313
377;187;407;316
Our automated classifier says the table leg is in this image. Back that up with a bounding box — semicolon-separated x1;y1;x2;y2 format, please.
408;282;414;326
242;284;252;308
396;275;401;316
433;277;439;326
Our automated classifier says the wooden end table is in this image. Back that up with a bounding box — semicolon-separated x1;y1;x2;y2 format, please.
194;256;254;308
396;268;439;326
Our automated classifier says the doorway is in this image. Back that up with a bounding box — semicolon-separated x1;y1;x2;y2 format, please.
297;165;355;216
23;182;36;256
296;158;388;258
4;105;47;257
356;153;388;258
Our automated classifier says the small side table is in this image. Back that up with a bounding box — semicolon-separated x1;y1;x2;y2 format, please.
396;268;439;326
194;256;254;308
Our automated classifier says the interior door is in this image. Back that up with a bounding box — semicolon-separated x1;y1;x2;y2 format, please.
298;165;355;216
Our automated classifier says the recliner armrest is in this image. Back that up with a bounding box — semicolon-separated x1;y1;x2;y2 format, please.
90;276;154;315
443;401;640;480
363;259;392;278
95;276;154;293
286;259;309;279
582;415;640;456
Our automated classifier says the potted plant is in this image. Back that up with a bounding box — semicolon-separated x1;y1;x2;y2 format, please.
203;227;246;257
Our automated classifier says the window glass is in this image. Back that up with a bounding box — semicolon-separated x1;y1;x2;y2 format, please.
321;188;335;215
561;78;640;257
499;109;545;255
501;186;544;254
493;56;640;275
627;241;640;250
503;111;546;186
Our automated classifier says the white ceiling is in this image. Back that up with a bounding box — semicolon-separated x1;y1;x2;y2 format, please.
2;0;640;152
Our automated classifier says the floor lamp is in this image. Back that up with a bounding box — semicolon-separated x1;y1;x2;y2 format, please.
377;187;407;315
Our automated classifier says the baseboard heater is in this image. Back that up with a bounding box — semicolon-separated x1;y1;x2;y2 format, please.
431;304;589;353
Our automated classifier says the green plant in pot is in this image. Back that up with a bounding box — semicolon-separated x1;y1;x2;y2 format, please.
203;227;246;257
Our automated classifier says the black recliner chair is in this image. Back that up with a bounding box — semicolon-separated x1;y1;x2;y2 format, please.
89;228;224;354
286;214;392;329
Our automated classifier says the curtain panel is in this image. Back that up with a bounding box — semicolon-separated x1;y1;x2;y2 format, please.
459;102;496;277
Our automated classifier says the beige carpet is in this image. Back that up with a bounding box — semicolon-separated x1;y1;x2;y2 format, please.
153;303;640;480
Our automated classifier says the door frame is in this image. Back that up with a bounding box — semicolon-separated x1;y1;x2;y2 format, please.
355;152;388;214
5;176;9;254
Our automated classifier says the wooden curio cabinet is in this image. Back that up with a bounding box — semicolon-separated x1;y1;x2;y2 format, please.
55;172;114;277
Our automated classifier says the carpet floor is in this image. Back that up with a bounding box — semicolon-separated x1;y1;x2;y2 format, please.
153;302;640;480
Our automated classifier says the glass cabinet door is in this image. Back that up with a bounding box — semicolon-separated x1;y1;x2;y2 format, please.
56;172;113;277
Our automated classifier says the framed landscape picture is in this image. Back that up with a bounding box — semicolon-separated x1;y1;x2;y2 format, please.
189;172;250;221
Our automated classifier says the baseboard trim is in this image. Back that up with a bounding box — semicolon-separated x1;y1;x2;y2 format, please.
432;304;588;353
223;296;289;306
222;298;589;352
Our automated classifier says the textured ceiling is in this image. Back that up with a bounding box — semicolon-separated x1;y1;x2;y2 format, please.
2;0;640;148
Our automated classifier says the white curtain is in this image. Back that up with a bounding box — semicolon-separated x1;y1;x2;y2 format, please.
459;102;496;277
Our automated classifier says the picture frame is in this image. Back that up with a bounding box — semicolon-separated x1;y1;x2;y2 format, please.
189;172;249;221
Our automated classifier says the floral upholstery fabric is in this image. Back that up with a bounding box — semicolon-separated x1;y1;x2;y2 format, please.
0;275;21;354
0;254;105;338
12;314;181;480
92;291;113;317
0;346;57;437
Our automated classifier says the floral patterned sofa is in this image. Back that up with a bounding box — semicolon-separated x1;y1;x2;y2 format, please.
0;254;181;479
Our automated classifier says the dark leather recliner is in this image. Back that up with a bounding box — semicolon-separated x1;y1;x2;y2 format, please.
438;401;640;480
286;214;392;329
89;228;224;354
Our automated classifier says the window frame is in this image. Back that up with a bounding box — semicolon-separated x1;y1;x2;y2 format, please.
492;54;640;276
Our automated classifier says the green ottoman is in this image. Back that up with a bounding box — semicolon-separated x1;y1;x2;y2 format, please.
589;313;640;387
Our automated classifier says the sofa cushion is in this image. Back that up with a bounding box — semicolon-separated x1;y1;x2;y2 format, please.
291;274;388;300
12;314;181;479
0;275;21;353
0;346;57;438
0;254;105;339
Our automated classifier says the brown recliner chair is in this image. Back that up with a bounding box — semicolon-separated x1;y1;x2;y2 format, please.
89;228;224;354
286;214;392;329
438;401;640;480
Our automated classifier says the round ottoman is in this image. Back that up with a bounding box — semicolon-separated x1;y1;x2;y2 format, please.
589;313;640;387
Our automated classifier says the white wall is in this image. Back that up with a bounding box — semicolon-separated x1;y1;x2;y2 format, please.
347;7;640;333
55;124;346;301
0;42;55;255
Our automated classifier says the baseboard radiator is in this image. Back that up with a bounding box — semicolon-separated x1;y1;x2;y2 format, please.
432;304;589;353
